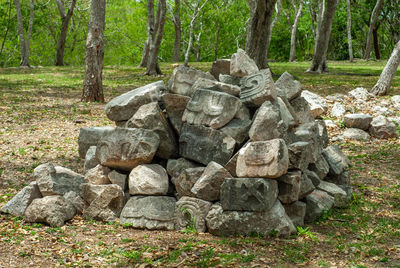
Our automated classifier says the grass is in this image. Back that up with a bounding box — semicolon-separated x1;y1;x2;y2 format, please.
0;60;399;267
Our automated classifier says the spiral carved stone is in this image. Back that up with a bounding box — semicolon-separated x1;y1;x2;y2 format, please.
175;197;212;232
239;69;277;107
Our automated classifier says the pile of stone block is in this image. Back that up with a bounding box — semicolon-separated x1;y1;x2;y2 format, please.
1;49;352;236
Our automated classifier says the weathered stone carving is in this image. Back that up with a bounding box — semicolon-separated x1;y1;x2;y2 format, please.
182;89;240;129
191;78;241;97
175;196;212;232
168;65;215;96
239;69;277;107
174;167;205;198
78;126;114;158
96;128;160;171
220;178;278;211
230;49;259;77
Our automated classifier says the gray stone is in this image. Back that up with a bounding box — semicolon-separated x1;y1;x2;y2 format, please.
179;124;236;166
175;197;212;232
348;87;371;100
391;95;400;106
308;156;330;180
84;165;111;185
166;158;199;183
249;100;287;141
1;182;42;216
224;150;239;177
78;126;114;158
325;171;350;186
206;201;295;237
120;196;176;230
64;191;85;214
275;72;302;101
230;48;259;77
304;169;321;187
105;81;164;122
304;190;334;223
220;118;252;145
292;122;322;163
34;163;85;197
83;146;99;173
234;103;251;120
331;102;346;117
96;128;160;171
239;69;277;107
277;171;301;204
81;183;125;221
283;201;306;227
191;78;241;97
115;121;127;127
221;178;278;211
322;145;350;176
344;114;372;130
277;97;296;129
236;140;289;179
288;142;311;171
342;128;370;141
191;161;232;201
168;65;215;96
210;59;231;80
174;167;205;197
126;102;177;159
219;74;241;86
338;185;353;201
161;93;190;135
182;89;241;129
316;120;329;148
369;115;398;139
299;172;315;199
317;181;348;208
108;170;127;191
129;164;169;196
24;196;76;227
301;90;328;118
290;96;314;124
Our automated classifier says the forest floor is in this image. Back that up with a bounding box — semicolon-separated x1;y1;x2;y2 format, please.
0;61;399;267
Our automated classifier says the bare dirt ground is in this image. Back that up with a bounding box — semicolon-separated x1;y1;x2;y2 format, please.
0;63;399;267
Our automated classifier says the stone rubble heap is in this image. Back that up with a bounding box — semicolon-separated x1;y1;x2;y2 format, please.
1;49;352;236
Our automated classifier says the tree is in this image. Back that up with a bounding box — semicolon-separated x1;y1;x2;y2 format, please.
0;0;12;59
289;0;303;62
266;0;281;58
82;0;105;102
55;0;77;66
146;0;167;75
14;0;35;67
168;0;181;62
346;0;353;62
183;0;209;66
364;0;384;60
370;40;400;96
246;0;277;69
307;0;340;73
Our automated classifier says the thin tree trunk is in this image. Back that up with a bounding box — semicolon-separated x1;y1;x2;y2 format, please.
307;0;340;73
172;0;181;62
140;0;155;67
309;0;317;40
370;40;400;96
346;0;353;62
289;0;303;62
146;0;166;75
266;0;282;59
364;0;384;60
55;0;77;66
14;0;29;66
246;0;277;69
26;0;34;63
0;0;12;58
313;0;325;55
82;0;106;102
373;26;380;60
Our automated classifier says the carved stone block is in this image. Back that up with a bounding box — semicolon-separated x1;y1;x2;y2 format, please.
191;78;240;97
168;65;215;96
182;89;240;129
175;197;212;233
239;69;277;107
277;171;301;204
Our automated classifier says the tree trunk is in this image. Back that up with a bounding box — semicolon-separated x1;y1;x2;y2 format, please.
26;0;34;63
55;0;77;66
146;0;166;75
14;0;29;67
346;0;353;62
246;0;277;69
364;0;384;60
0;0;13;58
307;0;340;73
140;0;155;68
266;0;282;59
373;26;380;60
370;40;400;96
172;0;181;62
82;0;105;103
289;0;303;62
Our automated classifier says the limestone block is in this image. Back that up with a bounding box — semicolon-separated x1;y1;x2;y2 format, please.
1;182;42;216
304;190;334;223
175;197;212;232
161;93;190;135
168;65;215;96
230;49;259;77
78;126;114;158
277;171;301;204
239;69;277;107
129;164;169;196
344;114;373;130
275;71;302;101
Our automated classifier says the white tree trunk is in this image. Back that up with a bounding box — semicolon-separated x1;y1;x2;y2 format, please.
289;0;303;62
14;0;33;67
266;0;282;59
370;41;400;96
82;0;105;102
346;0;353;62
364;0;384;60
